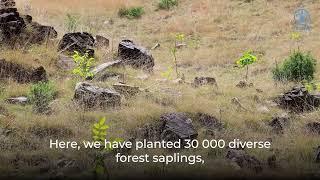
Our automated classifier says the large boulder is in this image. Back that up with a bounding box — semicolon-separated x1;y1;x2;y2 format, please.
277;86;320;112
0;59;47;83
22;20;58;44
118;40;154;70
160;112;198;141
0;7;25;45
58;32;95;57
73;82;121;109
226;149;263;172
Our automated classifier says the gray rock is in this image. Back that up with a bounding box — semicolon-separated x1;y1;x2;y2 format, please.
95;35;109;49
73;82;121;109
5;96;28;105
306;122;320;135
113;83;141;98
226;149;263;172
90;60;122;78
194;77;218;87
58;32;95;57
277;86;320;112
236;80;253;88
57;54;76;70
269;114;290;134
0;59;47;83
160;112;198;141
118;40;155;70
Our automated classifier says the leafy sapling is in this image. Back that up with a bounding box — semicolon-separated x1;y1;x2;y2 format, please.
236;50;257;81
72;51;95;79
171;33;185;78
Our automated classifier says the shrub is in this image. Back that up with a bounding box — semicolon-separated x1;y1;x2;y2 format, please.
118;7;144;19
72;51;95;79
28;81;56;114
272;51;316;82
158;0;178;10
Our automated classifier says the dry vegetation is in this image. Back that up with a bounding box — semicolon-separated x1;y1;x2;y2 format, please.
1;0;320;178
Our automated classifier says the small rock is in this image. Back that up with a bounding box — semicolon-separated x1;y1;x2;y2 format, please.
306;122;320;135
5;96;28;105
118;40;155;71
268;113;289;134
236;81;253;88
277;86;320;112
113;83;141;98
226;149;263;172
58;32;95;57
73;82;121;109
193;77;218;87
95;35;109;49
160;112;198;141
197;113;223;130
57;54;76;70
90;60;122;78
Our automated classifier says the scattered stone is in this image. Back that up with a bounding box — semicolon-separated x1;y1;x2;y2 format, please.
5;96;28;105
56;54;76;70
73;82;121;109
268;113;290;134
256;88;264;93
113;83;141;98
316;146;320;163
90;60;122;78
236;80;253;88
175;43;187;49
0;59;47;83
95;35;109;49
118;40;155;71
58;32;95;57
306;122;320;135
226;149;263;172
160;112;198;141
193;77;218;87
277;86;320;112
197;113;223;130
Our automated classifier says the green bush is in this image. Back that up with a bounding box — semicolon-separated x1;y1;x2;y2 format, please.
118;7;144;19
28;81;56;114
272;51;316;82
72;51;95;79
158;0;178;10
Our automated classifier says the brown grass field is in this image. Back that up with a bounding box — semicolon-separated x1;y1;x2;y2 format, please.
0;0;320;178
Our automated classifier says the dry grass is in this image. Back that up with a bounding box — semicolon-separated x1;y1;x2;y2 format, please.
0;0;320;178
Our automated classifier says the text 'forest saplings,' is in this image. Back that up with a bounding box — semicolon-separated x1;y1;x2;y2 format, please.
49;139;271;165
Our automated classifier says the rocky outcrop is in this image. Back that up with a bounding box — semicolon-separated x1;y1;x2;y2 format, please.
226;149;263;172
160;112;198;141
58;32;95;57
0;1;25;45
0;0;57;46
118;40;154;71
73;82;121;109
277;86;320;112
0;59;47;83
